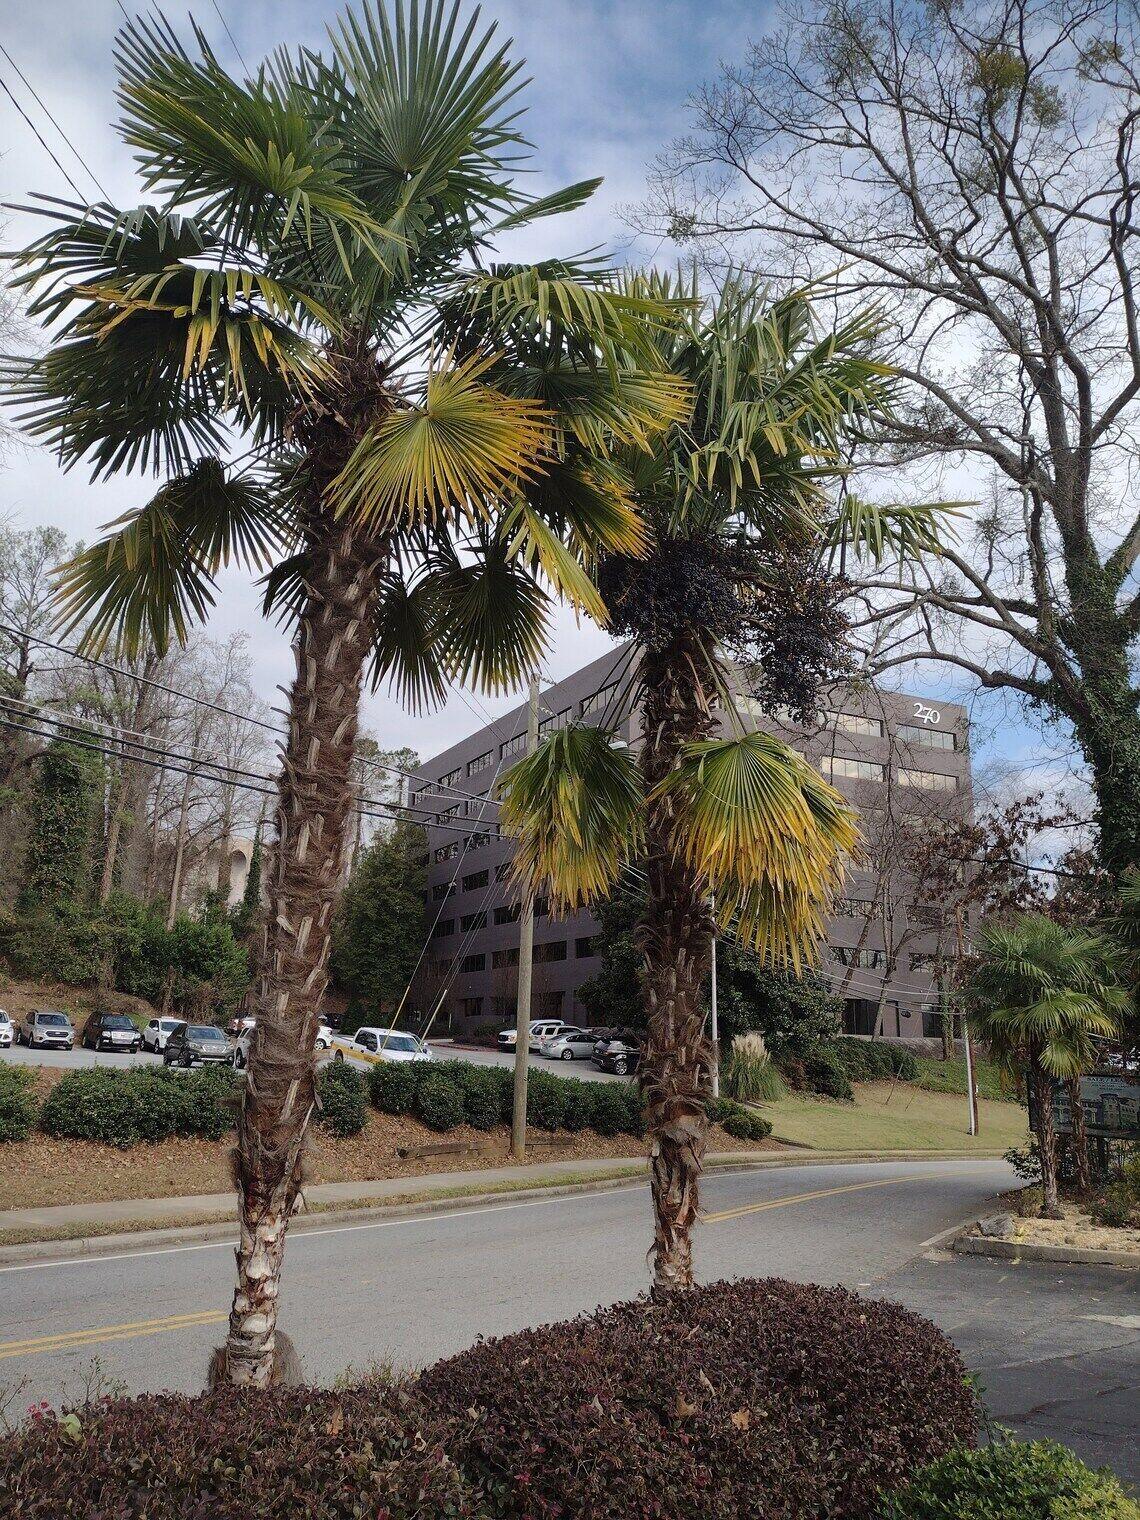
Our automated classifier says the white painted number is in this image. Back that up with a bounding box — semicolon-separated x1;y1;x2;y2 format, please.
913;700;941;725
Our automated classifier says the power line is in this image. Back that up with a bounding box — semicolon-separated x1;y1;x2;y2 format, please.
209;0;249;74
0;70;89;202
0;44;109;199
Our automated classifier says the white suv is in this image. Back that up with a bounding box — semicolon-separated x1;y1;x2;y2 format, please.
0;1011;13;1048
141;1017;185;1054
497;1020;573;1052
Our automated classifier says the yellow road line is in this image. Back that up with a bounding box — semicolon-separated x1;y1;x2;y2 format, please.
0;1310;226;1361
703;1174;924;1224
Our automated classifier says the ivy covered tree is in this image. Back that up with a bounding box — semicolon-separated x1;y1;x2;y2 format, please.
19;736;103;912
577;874;650;1032
330;821;427;1031
714;946;842;1058
230;832;262;941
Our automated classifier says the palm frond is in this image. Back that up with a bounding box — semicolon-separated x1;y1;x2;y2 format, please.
829;495;962;561
366;571;448;709
653;732;860;967
492;178;602;232
330;350;553;528
497;724;644;910
422;532;551;693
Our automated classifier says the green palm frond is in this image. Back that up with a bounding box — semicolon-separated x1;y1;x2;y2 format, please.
829;495;962;561
330;350;554;528
501;505;608;622
497;724;644;909
366;571;448;709
54;459;287;655
491;179;603;232
653;732;860;966
423;532;551;693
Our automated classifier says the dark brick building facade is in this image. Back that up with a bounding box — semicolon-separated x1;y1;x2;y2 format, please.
409;648;972;1041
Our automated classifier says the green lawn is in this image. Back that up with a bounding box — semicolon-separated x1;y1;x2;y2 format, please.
911;1053;1016;1102
761;1080;1028;1153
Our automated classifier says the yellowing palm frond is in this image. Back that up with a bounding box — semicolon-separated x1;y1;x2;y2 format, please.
497;724;644;911
653;732;860;967
330;350;553;528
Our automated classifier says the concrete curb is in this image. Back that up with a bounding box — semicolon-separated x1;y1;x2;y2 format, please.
0;1149;1003;1267
953;1232;1140;1270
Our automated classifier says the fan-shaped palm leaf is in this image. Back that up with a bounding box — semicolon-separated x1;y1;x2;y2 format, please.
423;532;550;692
366;570;448;708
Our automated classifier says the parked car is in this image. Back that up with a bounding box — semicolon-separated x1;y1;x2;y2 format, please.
17;1009;74;1050
233;1022;335;1069
0;1011;13;1048
497;1020;572;1052
592;1031;642;1076
539;1027;597;1061
315;1022;335;1050
224;1015;256;1040
81;1012;142;1053
162;1023;232;1067
141;1016;186;1054
331;1027;432;1066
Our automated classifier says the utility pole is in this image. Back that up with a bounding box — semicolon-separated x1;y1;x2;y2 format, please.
954;904;980;1136
511;673;541;1161
709;922;720;1099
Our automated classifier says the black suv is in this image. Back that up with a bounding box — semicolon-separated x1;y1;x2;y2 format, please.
592;1030;642;1076
81;1012;142;1053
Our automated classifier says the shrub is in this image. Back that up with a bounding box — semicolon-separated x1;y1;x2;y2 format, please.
777;1053;808;1090
1089;1156;1140;1229
586;1082;631;1136
414;1070;465;1132
527;1070;568;1130
560;1076;595;1132
721;1106;773;1143
367;1059;422;1115
805;1049;853;1101
723;1031;787;1102
0;1067;38;1142
38;1067;238;1147
620;1084;646;1137
453;1064;506;1131
877;1438;1140;1519
418;1278;978;1520
0;1382;491;1520
316;1062;367;1137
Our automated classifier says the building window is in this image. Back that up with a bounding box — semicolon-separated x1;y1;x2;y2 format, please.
460;953;486;973
835;897;873;918
495;861;512;881
910;952;938;972
460;997;484;1020
438;803;460;822
465;795;490;818
539;706;572;735
533;896;549;918
460;911;487;932
439;766;462;788
897;768;957;792
432;919;455;938
575;936;597;958
534;940;567;963
462;870;489;892
831;946;885;969
500;731;527;759
821;756;886;783
467;749;494;776
432;882;456;900
897;723;956;751
493;996;514;1017
580;681;619;719
494;903;521;925
435;842;459;862
827;711;883;739
492;947;520;968
466;831;492;850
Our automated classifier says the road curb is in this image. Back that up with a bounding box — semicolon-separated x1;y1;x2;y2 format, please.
953;1232;1140;1269
0;1149;1003;1267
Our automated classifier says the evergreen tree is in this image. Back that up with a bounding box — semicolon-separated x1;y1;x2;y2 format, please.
231;833;262;941
330;822;427;1030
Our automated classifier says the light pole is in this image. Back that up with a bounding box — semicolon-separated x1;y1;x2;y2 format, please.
709;922;720;1099
511;673;540;1161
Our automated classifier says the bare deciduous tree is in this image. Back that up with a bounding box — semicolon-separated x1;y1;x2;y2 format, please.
642;0;1140;872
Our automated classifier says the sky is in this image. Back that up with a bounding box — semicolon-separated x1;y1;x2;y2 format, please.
0;0;1082;802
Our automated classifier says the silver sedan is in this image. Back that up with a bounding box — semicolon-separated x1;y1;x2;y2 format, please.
539;1028;598;1061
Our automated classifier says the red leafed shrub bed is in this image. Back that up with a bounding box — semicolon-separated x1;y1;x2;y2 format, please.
416;1278;979;1520
0;1382;492;1519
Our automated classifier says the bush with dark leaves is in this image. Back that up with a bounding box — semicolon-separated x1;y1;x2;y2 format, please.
414;1069;466;1132
366;1059;422;1114
805;1049;853;1101
0;1383;493;1519
38;1066;238;1147
316;1061;366;1137
418;1277;978;1520
0;1066;38;1141
877;1438;1140;1519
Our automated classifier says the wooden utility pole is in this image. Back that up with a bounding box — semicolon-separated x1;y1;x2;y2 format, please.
511;673;541;1162
954;904;980;1136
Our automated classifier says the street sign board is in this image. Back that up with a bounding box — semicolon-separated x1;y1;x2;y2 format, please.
1028;1071;1140;1140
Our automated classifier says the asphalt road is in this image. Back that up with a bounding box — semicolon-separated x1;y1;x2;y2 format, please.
0;1159;1010;1407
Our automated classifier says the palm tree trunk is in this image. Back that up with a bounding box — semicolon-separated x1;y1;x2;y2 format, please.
223;514;384;1387
638;638;717;1293
1030;1054;1063;1219
1066;1074;1091;1194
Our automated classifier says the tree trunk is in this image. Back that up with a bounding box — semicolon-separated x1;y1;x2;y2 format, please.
638;637;717;1293
1066;1074;1091;1194
1030;1054;1063;1218
223;514;384;1387
98;785;123;905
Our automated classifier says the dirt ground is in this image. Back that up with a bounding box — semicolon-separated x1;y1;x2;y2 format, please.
0;976;160;1027
0;1107;782;1212
989;1201;1140;1255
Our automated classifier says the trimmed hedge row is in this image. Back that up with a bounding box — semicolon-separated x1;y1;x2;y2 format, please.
39;1066;240;1147
417;1277;979;1519
0;1066;37;1142
368;1059;646;1138
878;1438;1140;1519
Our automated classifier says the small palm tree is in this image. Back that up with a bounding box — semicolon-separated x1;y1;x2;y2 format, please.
6;2;683;1383
498;278;949;1289
967;913;1127;1215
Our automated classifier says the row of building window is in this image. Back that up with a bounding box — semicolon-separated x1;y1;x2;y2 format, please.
829;947;945;974
820;755;958;791
826;712;957;751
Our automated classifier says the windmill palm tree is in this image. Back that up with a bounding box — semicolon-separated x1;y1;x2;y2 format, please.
498;278;950;1290
967;913;1127;1214
5;2;684;1383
